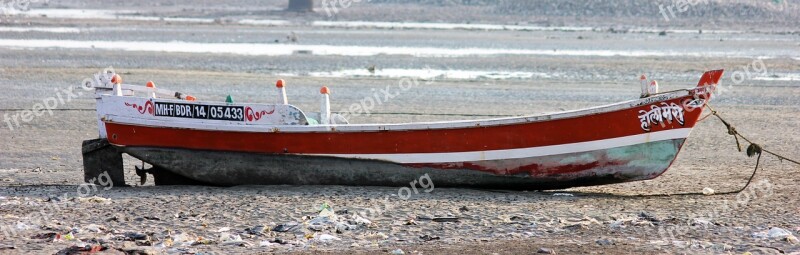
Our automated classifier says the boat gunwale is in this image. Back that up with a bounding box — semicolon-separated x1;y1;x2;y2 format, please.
100;88;697;133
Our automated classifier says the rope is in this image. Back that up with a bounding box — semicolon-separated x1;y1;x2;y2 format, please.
706;105;800;165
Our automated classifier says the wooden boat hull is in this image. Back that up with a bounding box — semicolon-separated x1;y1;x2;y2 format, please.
95;70;723;189
117;137;685;189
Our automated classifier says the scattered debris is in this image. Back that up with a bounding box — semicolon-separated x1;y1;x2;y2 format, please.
245;225;266;236
351;214;372;226
31;232;58;240
55;244;107;255
787;235;799;244
123;232;148;241
767;227;793;239
691;218;712;226
367;232;388;240
170;232;196;246
219;232;247;246
316;233;340;242
432;217;459;223
420;234;440;241
596;239;614;246
272;222;299;232
638;212;660;223
537;247;556;254
75;196;111;204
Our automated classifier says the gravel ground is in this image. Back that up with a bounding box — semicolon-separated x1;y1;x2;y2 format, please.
1;1;799;254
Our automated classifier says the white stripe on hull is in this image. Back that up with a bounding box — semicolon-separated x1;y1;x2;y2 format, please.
305;128;692;164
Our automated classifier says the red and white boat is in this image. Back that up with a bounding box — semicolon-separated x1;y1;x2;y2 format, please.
83;69;723;189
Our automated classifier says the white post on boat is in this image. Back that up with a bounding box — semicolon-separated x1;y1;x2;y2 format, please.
648;80;659;95
112;74;123;96
146;81;157;98
320;86;331;125
276;79;288;105
640;74;649;97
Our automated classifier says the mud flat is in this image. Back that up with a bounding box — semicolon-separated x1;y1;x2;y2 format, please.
1;1;799;254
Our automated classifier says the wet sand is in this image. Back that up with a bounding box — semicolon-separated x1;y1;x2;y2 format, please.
1;1;799;254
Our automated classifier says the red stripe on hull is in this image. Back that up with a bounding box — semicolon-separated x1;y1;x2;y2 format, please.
104;95;702;155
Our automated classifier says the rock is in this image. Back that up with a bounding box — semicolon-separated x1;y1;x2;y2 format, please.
30;232;58;240
702;187;715;195
120;247;156;255
308;223;326;232
367;232;388;240
123;232;148;241
420;235;440;241
638;212;660;222
537;247;556;254
272;222;299;232
135;240;152;246
596;239;614;246
218;232;243;243
316;234;340;242
55;245;107;255
609;220;625;229
391;248;405;254
335;223;352;233
351;214;372;225
768;227;792;239
711;243;734;251
691;218;712;226
245;225;266;236
459;206;469;212
671;241;688;248
84;224;106;233
171;232;196;246
552;193;573;197
563;223;588;230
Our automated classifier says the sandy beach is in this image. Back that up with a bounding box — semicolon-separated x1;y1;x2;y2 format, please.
1;0;799;254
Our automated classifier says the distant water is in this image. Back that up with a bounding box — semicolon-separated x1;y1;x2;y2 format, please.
0;39;795;59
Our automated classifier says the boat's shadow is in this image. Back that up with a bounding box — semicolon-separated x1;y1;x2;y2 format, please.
2;184;717;201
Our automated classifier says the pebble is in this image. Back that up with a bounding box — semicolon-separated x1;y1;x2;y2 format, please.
596;239;614;246
391;248;405;254
767;227;792;239
316;234;340;242
272;222;299;232
537;247;556;254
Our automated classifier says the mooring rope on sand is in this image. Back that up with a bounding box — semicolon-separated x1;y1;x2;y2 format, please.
633;104;799;197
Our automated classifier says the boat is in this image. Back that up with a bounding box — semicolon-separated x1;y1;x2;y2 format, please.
82;69;724;189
